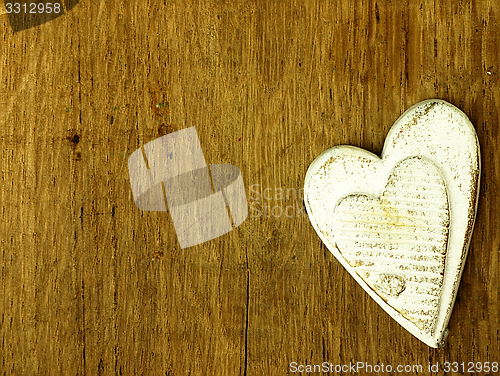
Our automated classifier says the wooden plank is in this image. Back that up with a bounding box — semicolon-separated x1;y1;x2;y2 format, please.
0;0;498;374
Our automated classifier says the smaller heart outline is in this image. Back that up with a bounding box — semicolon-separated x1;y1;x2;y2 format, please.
333;156;450;336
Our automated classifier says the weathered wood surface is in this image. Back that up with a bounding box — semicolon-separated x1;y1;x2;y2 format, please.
0;1;498;375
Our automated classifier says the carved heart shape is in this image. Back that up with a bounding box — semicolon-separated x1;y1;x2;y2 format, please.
304;100;480;347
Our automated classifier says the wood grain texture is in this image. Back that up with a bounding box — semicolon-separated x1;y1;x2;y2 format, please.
0;0;498;375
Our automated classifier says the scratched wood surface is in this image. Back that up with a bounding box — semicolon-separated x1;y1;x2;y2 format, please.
0;0;499;375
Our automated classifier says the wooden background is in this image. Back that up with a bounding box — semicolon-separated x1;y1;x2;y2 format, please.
1;0;499;375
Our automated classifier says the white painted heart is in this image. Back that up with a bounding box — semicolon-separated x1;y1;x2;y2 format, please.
304;100;480;348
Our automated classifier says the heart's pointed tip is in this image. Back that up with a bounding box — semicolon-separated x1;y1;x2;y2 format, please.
436;328;449;349
415;331;447;349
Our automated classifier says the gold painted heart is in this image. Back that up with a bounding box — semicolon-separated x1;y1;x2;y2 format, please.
304;100;480;348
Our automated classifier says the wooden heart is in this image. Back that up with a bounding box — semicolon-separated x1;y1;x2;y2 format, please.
304;100;480;347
